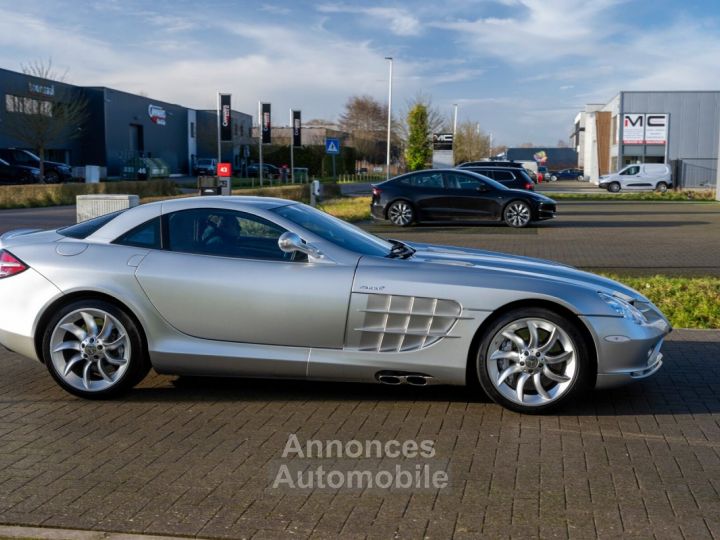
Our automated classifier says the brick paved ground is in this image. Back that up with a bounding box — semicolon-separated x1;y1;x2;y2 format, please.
0;329;719;539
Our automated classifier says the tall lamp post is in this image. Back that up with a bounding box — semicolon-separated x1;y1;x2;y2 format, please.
385;56;393;180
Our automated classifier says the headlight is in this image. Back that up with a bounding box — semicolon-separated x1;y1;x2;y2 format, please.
598;292;647;324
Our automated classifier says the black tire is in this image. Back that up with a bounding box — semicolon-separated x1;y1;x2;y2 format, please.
474;307;593;414
503;200;532;228
656;182;668;193
607;182;621;193
42;299;150;399
577;175;584;181
387;200;415;227
44;170;61;184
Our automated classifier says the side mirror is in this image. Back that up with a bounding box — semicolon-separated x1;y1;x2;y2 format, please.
278;231;323;259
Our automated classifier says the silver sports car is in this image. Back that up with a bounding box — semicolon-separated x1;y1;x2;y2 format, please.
0;196;670;413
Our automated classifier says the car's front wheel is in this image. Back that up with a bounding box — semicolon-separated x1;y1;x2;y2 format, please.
503;201;532;227
475;307;593;413
607;182;621;193
387;200;415;227
42;299;150;399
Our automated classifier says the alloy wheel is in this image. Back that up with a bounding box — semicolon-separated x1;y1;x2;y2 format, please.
49;308;131;392
388;201;413;226
485;318;577;407
505;202;531;227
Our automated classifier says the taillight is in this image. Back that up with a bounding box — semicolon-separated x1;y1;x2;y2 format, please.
525;183;534;190
372;187;381;197
0;250;28;278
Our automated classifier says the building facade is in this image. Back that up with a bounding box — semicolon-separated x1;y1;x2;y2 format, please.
574;91;720;186
0;67;253;177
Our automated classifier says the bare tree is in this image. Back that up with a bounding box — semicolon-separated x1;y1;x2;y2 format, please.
454;121;491;164
519;142;536;148
1;59;88;181
556;139;569;148
337;95;390;163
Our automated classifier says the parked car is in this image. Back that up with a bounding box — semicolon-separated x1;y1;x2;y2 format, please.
370;169;556;228
458;160;538;182
0;158;42;185
599;163;672;193
550;169;585;182
461;166;536;191
0;149;72;183
193;158;217;176
246;163;280;179
0;196;670;413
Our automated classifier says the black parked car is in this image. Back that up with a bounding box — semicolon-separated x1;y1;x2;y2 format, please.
0;158;42;185
246;163;280;179
193;158;217;176
459;166;535;190
0;149;72;183
370;169;556;228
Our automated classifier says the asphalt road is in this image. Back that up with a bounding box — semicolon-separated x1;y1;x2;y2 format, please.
2;200;718;276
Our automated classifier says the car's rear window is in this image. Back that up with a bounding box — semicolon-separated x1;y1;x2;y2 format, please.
58;210;125;239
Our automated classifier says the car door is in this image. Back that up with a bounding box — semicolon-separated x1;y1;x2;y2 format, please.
441;171;499;220
401;171;448;220
618;165;647;190
134;207;357;349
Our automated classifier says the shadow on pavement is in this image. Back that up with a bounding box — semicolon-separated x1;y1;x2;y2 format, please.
123;339;720;416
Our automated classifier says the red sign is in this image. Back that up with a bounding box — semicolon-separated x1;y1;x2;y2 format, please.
217;163;232;177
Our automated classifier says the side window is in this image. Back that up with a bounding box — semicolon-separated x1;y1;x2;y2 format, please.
14;150;34;164
621;166;640;176
444;172;485;190
401;172;444;188
114;217;161;249
165;208;291;261
493;170;515;182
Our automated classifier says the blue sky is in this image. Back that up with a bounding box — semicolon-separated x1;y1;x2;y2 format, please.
1;0;719;145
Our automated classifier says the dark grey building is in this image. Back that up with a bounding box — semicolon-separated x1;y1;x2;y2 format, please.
0;66;253;177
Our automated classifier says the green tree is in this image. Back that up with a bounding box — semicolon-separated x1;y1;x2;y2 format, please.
405;104;431;171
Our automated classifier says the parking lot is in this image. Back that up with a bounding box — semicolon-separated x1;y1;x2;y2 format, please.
0;198;719;539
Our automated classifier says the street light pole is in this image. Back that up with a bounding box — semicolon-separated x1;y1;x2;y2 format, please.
452;103;458;165
385;56;393;180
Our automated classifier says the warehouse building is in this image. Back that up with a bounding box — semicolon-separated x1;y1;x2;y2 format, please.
0;66;252;177
572;91;720;187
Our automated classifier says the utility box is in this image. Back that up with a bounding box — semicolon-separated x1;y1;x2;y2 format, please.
198;176;221;196
76;194;139;223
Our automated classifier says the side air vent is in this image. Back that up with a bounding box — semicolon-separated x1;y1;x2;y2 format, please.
346;293;466;353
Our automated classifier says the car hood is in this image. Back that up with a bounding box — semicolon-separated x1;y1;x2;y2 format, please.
44;160;70;168
406;242;645;301
505;189;555;203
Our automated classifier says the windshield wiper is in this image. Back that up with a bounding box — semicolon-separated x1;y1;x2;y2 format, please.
387;239;415;259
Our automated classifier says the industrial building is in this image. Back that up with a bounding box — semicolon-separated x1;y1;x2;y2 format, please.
572;91;720;186
0;66;252;177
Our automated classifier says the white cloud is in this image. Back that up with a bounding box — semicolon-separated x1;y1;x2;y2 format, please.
317;3;421;36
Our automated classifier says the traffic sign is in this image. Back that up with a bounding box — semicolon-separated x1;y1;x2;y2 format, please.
325;138;340;155
217;163;232;177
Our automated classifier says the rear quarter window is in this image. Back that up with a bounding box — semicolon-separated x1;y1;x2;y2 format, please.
58;210;125;239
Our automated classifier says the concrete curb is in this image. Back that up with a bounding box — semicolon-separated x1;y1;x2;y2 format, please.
0;525;207;540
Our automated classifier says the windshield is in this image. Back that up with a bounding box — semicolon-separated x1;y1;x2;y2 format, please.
272;203;393;257
58;210;126;239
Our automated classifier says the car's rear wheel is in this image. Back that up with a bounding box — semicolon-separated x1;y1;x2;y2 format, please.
44;170;61;184
577;174;585;181
607;182;621;193
42;300;149;399
503;201;532;227
656;181;668;193
475;307;592;413
387;200;415;227
550;175;558;181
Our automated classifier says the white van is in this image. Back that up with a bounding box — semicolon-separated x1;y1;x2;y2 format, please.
599;163;672;193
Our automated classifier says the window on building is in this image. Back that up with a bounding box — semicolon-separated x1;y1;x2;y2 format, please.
611;115;618;144
5;94;52;117
190;122;195;138
240;124;244;137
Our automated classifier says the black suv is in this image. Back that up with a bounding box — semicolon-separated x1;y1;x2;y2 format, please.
0;158;42;185
458;166;536;191
0;149;73;183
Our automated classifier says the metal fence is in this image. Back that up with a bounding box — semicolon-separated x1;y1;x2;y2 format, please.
672;158;717;188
